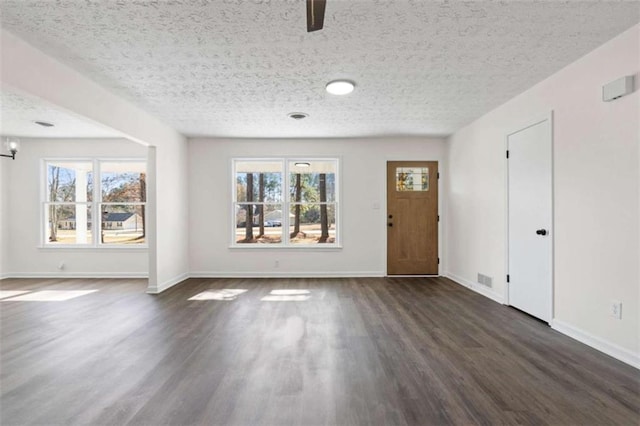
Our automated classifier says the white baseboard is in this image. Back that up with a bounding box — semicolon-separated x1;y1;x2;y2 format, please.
386;274;440;278
189;271;386;279
1;272;148;279
551;319;639;370
443;271;505;304
147;272;189;294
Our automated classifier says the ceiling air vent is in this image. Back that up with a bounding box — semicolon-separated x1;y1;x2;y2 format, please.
288;112;308;120
34;121;55;127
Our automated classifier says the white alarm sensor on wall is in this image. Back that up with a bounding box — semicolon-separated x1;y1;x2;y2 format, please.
602;75;634;102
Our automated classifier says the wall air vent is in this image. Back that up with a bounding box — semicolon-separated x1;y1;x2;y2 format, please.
602;76;634;102
477;273;493;288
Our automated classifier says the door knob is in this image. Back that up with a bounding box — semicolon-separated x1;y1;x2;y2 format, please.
536;229;547;236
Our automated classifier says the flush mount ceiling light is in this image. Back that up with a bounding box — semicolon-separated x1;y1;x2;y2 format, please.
294;162;311;168
34;121;54;127
326;80;355;95
288;112;309;120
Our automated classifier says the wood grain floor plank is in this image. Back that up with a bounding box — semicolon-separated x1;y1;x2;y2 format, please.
0;277;638;425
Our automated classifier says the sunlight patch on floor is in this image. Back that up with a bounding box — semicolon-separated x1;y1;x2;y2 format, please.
0;290;31;300
188;289;248;301
261;289;311;301
1;290;98;302
270;289;310;295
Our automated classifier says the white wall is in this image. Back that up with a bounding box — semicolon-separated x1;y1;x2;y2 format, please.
189;137;446;277
1;29;189;292
0;156;7;278
445;25;639;365
3;138;149;277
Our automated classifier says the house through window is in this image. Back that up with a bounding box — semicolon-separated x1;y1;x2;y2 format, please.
232;158;339;246
43;159;146;246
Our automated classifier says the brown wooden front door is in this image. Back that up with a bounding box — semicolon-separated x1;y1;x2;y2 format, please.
387;161;439;275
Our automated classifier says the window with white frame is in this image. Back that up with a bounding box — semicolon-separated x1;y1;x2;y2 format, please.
43;159;146;246
232;158;338;246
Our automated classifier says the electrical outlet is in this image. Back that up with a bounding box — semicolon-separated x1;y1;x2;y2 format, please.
610;300;622;319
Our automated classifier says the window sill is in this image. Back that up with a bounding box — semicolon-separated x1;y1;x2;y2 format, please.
38;245;148;251
228;244;343;251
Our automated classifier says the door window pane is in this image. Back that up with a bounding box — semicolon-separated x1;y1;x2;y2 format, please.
396;167;429;191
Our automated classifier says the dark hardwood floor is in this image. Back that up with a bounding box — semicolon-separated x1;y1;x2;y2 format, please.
0;277;638;425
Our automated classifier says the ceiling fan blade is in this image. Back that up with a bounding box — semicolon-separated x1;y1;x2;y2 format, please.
307;0;326;32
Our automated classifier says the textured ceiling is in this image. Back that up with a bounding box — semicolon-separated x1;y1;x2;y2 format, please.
0;88;123;138
0;0;638;138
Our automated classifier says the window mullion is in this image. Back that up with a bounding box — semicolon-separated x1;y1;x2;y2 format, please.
283;159;290;245
94;159;100;247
